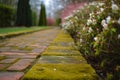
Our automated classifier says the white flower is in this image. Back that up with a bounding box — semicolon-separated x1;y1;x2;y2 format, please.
91;2;97;6
101;19;108;30
89;12;94;18
83;27;86;30
106;16;111;24
75;16;78;20
94;37;98;41
64;15;73;20
112;3;119;11
118;18;120;24
80;39;83;43
101;19;106;26
93;19;97;25
97;6;100;8
118;34;120;39
100;8;104;12
88;27;93;33
103;23;108;30
89;13;92;17
99;3;104;6
87;19;92;26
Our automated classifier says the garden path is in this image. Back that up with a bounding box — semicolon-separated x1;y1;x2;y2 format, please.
23;30;99;80
0;27;60;80
0;28;99;80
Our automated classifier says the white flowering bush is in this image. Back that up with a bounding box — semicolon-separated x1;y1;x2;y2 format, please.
62;0;120;79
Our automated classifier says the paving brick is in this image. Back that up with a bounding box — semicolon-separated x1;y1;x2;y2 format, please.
37;56;86;64
0;72;24;80
0;58;17;64
0;28;60;78
32;48;45;53
0;52;38;59
0;64;8;70
6;55;37;59
7;59;34;71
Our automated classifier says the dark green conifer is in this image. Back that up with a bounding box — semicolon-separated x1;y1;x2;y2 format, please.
38;2;47;26
16;0;32;27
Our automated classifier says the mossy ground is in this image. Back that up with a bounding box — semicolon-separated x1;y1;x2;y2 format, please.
23;64;99;80
46;46;74;50
42;51;81;56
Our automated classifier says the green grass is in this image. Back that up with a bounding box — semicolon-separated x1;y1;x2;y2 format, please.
0;27;49;34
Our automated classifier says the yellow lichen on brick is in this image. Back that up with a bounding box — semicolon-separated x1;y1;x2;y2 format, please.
23;64;99;80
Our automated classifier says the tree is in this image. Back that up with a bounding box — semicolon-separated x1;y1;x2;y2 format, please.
0;0;18;8
16;0;32;27
32;11;37;26
38;2;47;26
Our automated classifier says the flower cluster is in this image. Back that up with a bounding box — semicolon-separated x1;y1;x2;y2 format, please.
62;0;120;79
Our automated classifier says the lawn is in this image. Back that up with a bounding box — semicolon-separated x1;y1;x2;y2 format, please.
0;27;49;34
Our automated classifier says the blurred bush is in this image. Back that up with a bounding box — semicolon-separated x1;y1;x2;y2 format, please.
0;4;14;27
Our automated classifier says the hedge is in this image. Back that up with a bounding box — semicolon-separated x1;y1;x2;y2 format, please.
0;4;14;27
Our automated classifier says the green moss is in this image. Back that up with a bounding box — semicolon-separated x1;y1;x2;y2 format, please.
0;64;10;71
50;42;70;47
10;46;19;49
54;38;73;42
20;46;32;51
1;58;20;71
46;46;74;50
23;64;99;80
53;30;73;42
0;56;5;61
42;51;81;56
37;56;87;64
46;49;80;53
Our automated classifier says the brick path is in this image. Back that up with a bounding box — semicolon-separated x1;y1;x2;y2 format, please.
23;30;100;80
0;27;60;80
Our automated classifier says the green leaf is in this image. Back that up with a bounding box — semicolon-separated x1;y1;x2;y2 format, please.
111;28;116;32
95;49;100;56
93;42;98;48
100;59;107;68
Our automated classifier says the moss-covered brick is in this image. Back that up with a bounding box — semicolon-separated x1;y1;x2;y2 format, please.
23;64;99;80
37;56;87;64
42;51;80;56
